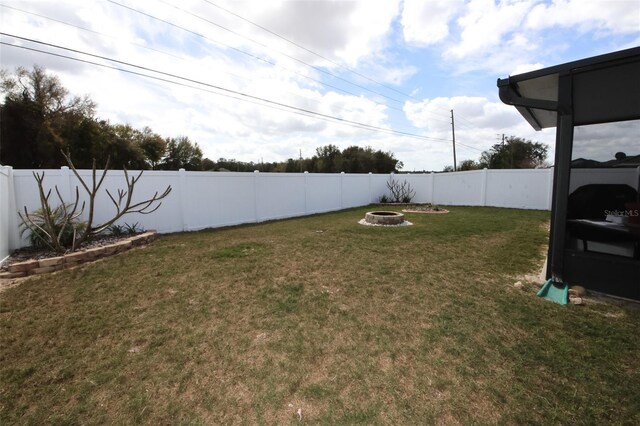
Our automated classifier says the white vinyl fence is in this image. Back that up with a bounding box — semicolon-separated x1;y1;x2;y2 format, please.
2;165;637;263
0;166;13;264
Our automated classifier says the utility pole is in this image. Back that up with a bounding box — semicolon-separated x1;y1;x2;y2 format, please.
299;149;303;172
450;109;457;171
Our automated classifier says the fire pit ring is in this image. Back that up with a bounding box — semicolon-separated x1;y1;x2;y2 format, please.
364;211;405;225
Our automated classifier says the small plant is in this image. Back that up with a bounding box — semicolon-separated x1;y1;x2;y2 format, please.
18;173;87;253
19;203;86;251
379;194;390;203
386;177;416;203
124;222;144;235
107;224;126;237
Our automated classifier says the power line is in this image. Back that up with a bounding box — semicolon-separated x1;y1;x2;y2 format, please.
451;120;475;131
17;0;451;124
201;0;419;101
453;112;476;127
0;3;183;61
103;0;410;115
113;0;404;105
0;41;388;137
0;35;459;146
1;5;392;120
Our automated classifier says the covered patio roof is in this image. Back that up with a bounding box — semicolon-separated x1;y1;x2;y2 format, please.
497;47;640;299
497;47;640;130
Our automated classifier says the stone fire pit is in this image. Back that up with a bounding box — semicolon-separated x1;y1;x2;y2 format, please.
364;211;405;225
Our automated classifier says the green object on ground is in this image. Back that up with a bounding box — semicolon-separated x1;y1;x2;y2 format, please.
537;279;569;305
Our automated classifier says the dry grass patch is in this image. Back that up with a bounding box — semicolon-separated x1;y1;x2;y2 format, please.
1;206;639;424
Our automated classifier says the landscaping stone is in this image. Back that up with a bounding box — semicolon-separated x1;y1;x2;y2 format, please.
65;251;89;263
0;271;27;279
84;247;107;259
31;265;63;275
39;256;65;268
113;240;133;252
1;231;157;279
103;244;120;255
8;259;39;273
129;234;147;246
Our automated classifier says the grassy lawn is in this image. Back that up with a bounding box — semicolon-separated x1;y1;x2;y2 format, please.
1;206;638;424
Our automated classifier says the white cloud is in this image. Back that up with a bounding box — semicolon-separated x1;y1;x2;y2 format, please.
445;0;533;59
525;0;640;35
401;0;464;45
210;0;400;68
438;0;639;76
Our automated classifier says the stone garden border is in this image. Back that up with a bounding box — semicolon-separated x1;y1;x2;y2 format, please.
0;231;157;279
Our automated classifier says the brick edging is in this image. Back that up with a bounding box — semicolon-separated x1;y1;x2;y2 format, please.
0;231;157;279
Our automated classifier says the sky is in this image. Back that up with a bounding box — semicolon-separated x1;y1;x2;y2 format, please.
1;0;639;171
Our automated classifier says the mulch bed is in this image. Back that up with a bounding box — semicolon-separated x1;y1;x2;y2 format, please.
1;234;131;271
402;207;450;214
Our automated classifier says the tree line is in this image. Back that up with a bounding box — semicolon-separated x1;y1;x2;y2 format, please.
218;144;403;173
449;136;549;171
0;66;402;173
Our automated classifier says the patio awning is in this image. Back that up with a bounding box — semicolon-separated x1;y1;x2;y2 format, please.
497;47;640;131
497;47;640;299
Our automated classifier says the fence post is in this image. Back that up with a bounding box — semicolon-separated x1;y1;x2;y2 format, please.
340;172;345;209
4;166;20;252
368;172;373;204
1;166;14;258
253;170;260;222
304;171;309;214
430;171;435;204
547;167;554;211
178;168;188;231
481;168;488;206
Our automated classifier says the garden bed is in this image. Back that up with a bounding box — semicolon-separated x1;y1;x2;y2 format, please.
0;231;156;279
402;203;450;214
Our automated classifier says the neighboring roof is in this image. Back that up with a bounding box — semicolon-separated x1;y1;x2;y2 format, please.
571;154;640;168
497;47;640;130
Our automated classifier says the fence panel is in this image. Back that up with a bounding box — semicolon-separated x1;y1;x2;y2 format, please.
370;174;391;203
256;173;306;221
485;169;552;209
3;167;570;254
306;174;342;214
433;170;484;206
207;172;257;228
342;174;371;208
0;167;12;263
395;173;432;203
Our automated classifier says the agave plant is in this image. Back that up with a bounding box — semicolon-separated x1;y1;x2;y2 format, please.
18;197;86;252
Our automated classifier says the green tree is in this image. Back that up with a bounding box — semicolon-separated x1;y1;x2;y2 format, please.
95;123;147;169
201;158;215;171
314;144;342;173
0;66;95;167
458;159;481;171
160;136;203;170
308;144;401;173
478;136;548;169
138;126;166;169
